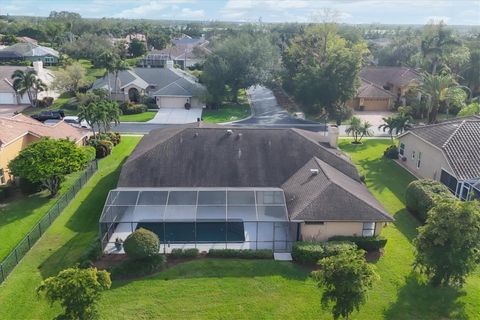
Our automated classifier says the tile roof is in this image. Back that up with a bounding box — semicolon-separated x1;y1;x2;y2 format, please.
117;125;390;222
0;65;29;92
360;66;420;87
0;114;90;147
356;78;396;99
404;116;480;180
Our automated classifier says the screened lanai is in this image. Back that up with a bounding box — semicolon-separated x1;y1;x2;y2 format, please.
100;188;295;253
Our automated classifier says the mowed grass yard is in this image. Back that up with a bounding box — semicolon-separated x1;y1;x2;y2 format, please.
0;170;83;262
202;89;251;123
1;139;479;319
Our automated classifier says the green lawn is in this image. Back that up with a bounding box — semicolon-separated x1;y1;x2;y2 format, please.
120;111;156;122
0;170;82;262
0;137;141;320
202;90;251;123
1;138;479;319
21;93;79;116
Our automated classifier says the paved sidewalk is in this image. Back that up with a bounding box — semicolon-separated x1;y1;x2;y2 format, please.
148;108;203;124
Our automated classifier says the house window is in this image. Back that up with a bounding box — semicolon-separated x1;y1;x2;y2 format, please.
362;222;376;237
411;150;415;160
416;152;422;168
399;143;405;156
0;169;5;184
440;169;458;194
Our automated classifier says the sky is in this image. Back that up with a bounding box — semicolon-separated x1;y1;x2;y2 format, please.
1;0;479;25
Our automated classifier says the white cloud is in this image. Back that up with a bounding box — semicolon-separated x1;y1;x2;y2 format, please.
113;0;196;18
179;8;205;18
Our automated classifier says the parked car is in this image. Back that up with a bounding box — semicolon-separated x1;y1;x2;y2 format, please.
63;116;90;129
31;110;65;122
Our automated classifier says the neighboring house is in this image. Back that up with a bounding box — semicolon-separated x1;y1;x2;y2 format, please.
91;66;206;109
398;116;480;200
140;36;210;69
99;124;393;253
348;66;420;111
0;114;91;185
0;43;59;65
0;61;55;106
110;33;147;46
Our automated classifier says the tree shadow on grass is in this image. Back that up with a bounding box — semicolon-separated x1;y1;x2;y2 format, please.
38;167;122;279
384;273;468;320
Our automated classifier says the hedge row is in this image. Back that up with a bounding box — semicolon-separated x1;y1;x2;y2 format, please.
170;248;200;258
207;249;273;259
292;241;357;264
328;236;387;251
405;179;455;222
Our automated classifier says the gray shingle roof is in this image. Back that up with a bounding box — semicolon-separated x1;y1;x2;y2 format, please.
282;158;392;222
117;125;390;222
92;67;205;97
0;66;29;92
405;116;480;180
0;43;59;58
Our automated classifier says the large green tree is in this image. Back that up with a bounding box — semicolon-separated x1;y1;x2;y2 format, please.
202;33;280;103
78;100;121;134
283;24;368;115
128;38;147;57
51;61;87;94
312;247;379;320
414;200;480;287
37;267;111;320
9;138;93;197
420;22;460;75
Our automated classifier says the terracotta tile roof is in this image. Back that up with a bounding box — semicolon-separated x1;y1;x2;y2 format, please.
0;114;90;147
403;116;480;180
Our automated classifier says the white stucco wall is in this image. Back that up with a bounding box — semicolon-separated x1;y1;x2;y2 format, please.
299;221;384;242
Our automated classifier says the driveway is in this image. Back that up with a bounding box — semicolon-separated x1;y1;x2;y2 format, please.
0;105;28;117
339;111;394;137
232;86;326;132
148;108;203;124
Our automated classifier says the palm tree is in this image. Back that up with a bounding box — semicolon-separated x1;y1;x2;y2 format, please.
11;70;46;107
418;72;458;123
346;116;372;144
98;51;117;99
378;116;397;143
421;23;460;75
112;59;130;100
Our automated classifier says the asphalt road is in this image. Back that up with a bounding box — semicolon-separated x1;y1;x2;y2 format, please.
113;86;327;133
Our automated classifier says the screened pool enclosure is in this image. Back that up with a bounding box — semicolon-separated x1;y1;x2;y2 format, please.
100;188;296;253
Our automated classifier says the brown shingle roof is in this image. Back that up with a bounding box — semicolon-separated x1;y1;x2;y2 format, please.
118;125;390;222
403;116;480;180
360;66;420;87
356;78;396;99
0;114;90;147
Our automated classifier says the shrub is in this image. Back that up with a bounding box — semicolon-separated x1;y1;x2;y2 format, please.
110;255;165;280
170;248;199;258
405;179;455;222
383;145;399;159
90;140;113;159
207;249;273;259
120;102;147;115
328;236;387;251
123;228;160;260
292;241;357;264
79;238;103;266
143;97;158;109
19;177;43;195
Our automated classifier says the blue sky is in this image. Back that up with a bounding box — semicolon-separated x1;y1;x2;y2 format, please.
1;0;479;25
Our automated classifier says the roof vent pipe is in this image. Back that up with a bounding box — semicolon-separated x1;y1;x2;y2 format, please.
226;129;233;135
310;169;319;175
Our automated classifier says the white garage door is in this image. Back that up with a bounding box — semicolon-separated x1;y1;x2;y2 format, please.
0;93;16;104
158;96;188;109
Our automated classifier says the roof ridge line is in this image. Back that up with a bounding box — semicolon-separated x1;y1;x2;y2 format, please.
442;120;467;148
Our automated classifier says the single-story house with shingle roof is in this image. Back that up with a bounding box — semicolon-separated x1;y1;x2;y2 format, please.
91;66;206;109
398;116;480;200
348;66;420;111
0;43;59;65
99;124;393;254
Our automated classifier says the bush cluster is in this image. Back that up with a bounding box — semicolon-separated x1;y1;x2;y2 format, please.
405;179;455;222
170;248;199;258
207;249;273;259
19;177;43;195
123;228;160;260
120;102;147;115
86;133;121;159
79;238;103;268
328;236;387;251
383;145;399;159
110;255;166;280
35;97;54;108
292;241;357;264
